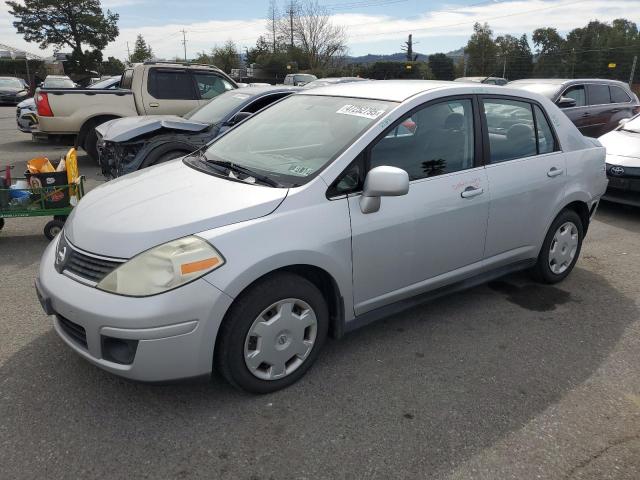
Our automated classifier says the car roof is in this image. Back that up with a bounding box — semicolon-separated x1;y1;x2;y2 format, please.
236;85;301;96
509;78;630;86
299;79;492;102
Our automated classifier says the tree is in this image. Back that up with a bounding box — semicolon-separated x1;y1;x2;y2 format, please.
267;0;280;53
428;53;455;80
212;40;241;73
495;34;533;80
100;56;125;75
129;34;153;63
532;27;566;76
246;36;272;65
465;22;497;76
6;0;119;73
292;0;347;70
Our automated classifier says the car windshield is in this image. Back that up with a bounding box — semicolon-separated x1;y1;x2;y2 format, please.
184;91;252;124
621;116;640;133
44;78;75;88
88;77;119;89
0;78;23;89
198;94;395;186
509;83;561;99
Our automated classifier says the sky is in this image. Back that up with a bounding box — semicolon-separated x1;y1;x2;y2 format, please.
0;0;638;61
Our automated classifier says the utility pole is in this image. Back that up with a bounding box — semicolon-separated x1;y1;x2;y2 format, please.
180;29;188;61
288;1;296;49
630;55;638;87
502;56;506;79
24;57;30;91
126;42;131;64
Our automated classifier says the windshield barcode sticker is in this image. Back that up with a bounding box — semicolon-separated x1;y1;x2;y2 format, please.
336;104;386;119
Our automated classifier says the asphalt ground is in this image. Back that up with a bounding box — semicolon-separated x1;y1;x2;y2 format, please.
0;105;639;479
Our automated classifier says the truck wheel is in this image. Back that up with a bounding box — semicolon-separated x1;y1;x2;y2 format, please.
44;219;65;240
0;218;4;231
215;272;329;394
83;125;100;162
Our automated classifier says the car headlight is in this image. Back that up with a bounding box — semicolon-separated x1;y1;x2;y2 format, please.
97;236;224;296
17;90;27;97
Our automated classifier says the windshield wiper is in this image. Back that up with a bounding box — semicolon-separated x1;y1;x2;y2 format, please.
205;159;281;187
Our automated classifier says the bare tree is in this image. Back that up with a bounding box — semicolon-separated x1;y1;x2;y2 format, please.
266;0;280;53
293;0;347;70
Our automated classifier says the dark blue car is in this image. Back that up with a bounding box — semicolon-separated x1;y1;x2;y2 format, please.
96;86;300;178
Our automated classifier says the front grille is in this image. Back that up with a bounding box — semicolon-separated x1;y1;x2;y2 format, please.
58;315;87;348
65;248;121;283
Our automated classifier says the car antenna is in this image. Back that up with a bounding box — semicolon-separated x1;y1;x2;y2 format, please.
480;74;495;84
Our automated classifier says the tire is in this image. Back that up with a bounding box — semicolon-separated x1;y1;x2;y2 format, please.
83;123;100;162
140;145;192;170
531;209;584;284
44;219;65;240
215;272;329;394
0;218;4;230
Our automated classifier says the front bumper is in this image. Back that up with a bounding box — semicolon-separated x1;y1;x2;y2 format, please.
16;109;37;133
603;163;640;207
37;238;234;381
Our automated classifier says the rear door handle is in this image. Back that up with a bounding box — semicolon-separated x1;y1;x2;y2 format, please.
611;108;621;113
547;167;564;178
149;102;159;107
461;186;484;198
580;112;591;117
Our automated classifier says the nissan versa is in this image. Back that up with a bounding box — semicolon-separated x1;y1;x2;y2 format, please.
36;81;607;393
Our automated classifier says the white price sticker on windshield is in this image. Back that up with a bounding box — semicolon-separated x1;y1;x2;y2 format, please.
336;104;386;119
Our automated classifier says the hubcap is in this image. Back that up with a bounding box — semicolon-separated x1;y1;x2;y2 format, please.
244;298;318;381
548;221;579;275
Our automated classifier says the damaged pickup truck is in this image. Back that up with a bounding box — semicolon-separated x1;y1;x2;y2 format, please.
96;86;299;178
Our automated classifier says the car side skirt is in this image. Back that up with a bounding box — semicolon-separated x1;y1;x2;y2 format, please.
342;259;536;335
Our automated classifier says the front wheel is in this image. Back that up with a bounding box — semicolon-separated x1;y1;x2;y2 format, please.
215;272;329;393
532;209;584;284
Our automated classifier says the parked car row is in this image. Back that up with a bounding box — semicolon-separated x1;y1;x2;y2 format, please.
36;79;609;393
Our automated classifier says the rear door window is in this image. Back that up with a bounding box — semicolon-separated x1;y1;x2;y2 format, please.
588;84;611;105
562;85;586;107
610;86;631;103
147;69;197;100
193;72;234;100
483;98;536;163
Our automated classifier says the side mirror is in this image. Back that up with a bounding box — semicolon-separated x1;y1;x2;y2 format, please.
556;96;577;108
228;111;252;126
360;166;409;214
619;117;630;127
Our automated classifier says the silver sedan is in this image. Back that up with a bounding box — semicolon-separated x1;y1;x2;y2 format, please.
36;80;607;393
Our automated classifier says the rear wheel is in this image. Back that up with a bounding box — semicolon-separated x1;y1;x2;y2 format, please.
82;122;100;162
532;209;584;284
215;272;328;393
0;218;4;230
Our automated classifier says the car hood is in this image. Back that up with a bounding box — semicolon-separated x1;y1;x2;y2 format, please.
96;115;210;143
600;130;640;164
64;160;288;258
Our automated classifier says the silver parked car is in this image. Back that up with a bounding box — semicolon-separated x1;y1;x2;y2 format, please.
599;113;640;206
36;81;607;393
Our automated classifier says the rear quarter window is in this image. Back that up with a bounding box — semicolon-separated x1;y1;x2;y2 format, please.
610;86;631;103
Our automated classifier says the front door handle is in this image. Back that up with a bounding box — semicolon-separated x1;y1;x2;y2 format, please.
547;167;564;178
580;112;591;117
461;186;484;198
149;102;159;107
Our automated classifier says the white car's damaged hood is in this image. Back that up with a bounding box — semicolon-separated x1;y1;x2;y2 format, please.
64;160;288;258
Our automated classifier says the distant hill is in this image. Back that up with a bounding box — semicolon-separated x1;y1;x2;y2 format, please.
346;48;464;64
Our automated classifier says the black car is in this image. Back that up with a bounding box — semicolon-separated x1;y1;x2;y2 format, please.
96;86;300;178
0;76;30;105
509;78;640;137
